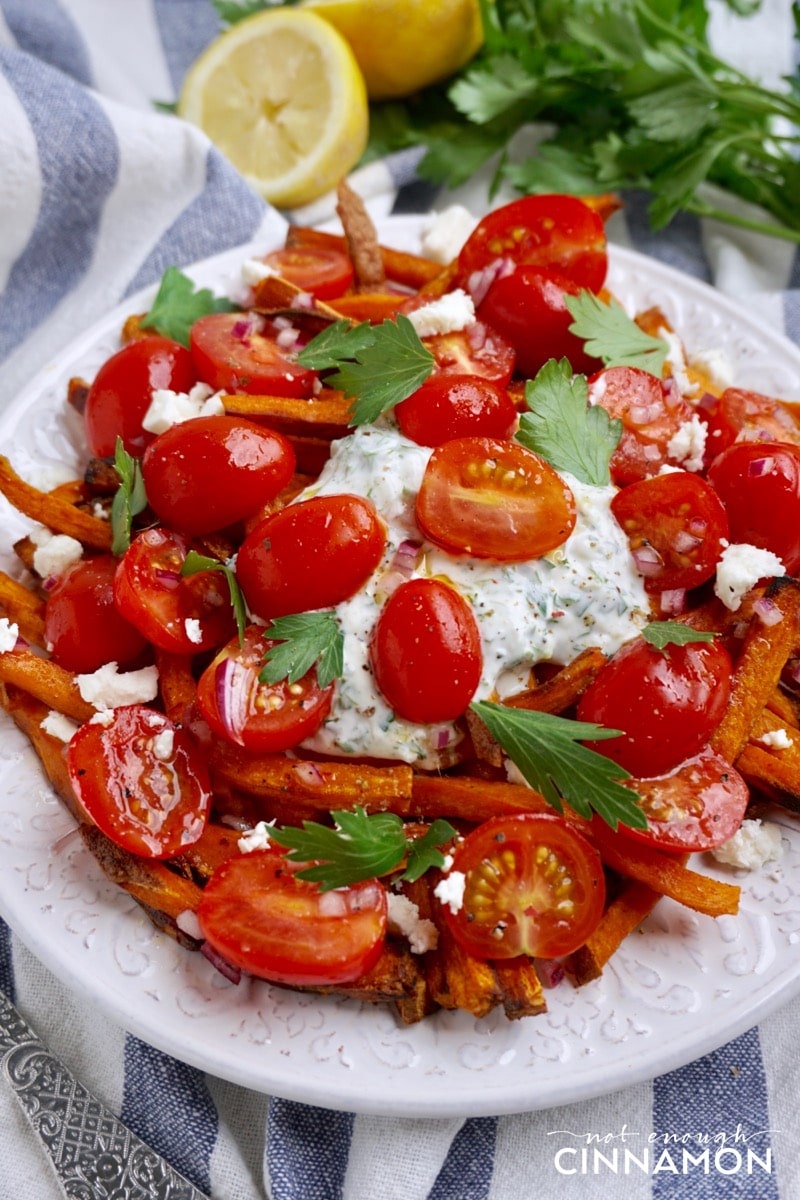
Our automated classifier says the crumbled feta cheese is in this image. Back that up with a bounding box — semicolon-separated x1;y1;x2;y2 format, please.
406;289;475;337
89;710;115;727
151;728;175;760
184;618;203;645
711;819;783;871
758;728;793;749
690;346;735;391
40;710;79;742
714;543;785;611
0;618;19;654
666;415;707;473
91;500;109;520
420;205;478;264
238;820;275;853
176;909;203;940
659;326;696;397
386;893;438;954
241;257;279;286
434;870;466;914
76;661;159;711
142;382;225;435
30;527;83;580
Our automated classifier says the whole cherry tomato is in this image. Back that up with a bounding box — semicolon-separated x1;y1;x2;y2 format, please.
706;440;800;573
197;850;387;986
84;336;197;457
236;494;386;620
259;246;354;299
590;367;693;485
190;312;317;397
438;813;605;959
611;471;729;593
196;626;333;752
141;415;296;535
67;705;211;858
44;555;148;673
395;374;517;447
577;634;733;779
415;437;576;561
370;577;482;723
456;194;608;294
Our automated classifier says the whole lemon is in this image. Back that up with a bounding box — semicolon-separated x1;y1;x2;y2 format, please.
302;0;483;100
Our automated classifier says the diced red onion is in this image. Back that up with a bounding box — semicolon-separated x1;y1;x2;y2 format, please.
631;544;664;575
467;322;487;350
753;596;784;626
200;941;242;984
231;314;261;341
391;539;422;578
292;760;325;787
630;403;664;425
697;392;718;412
659;589;687;616
466;257;514;306
436;728;452;749
534;958;566;988
672;530;702;554
214;657;251;746
747;456;775;477
293;291;314;310
276;326;301;350
154;568;181;590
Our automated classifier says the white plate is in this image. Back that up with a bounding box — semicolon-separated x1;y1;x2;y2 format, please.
2;215;800;1119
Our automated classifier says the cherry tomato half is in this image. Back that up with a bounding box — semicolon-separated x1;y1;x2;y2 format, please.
415;437;577;561
702;387;800;468
85;336;197;458
423;319;517;387
44;555;149;673
577;635;733;779
260;246;354;299
197;849;387;986
477;266;603;379
590;367;693;485
611;471;729;593
438;813;605;960
141;415;296;535
456;194;608;294
190;312;317;397
67;705;211;858
370;577;482;723
395;374;517;447
114;528;236;654
236;494;386;620
196;626;333;752
617;746;749;852
706;440;800;574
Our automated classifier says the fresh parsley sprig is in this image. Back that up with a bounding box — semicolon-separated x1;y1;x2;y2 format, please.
565;291;669;376
642;621;717;651
296;316;435;426
181;550;247;643
269;807;457;892
470;701;648;831
516;358;622;486
110;439;147;556
143;266;237;348
260;611;344;688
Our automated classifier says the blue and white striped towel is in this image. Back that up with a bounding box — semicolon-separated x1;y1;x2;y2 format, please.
2;2;800;1197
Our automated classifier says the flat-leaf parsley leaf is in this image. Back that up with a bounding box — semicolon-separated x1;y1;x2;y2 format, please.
643;621;717;651
260;611;344;688
181;550;247;644
565;291;670;376
143;266;237;348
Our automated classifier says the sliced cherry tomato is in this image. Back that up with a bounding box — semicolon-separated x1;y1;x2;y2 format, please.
415;437;576;561
84;336;197;458
616;746;749;852
196;625;333;752
44;555;148;673
394;374;517;447
197;849;387;986
141;415;296;536
611;471;729;593
706;440;800;573
590;367;693;485
456;194;608;293
477;266;603;379
425;320;517;386
190;312;317;397
370;577;482;723
236;494;386;620
114;528;236;654
577;634;733;779
259;246;354;299
67;705;211;858
702;387;800;467
438;813;605;960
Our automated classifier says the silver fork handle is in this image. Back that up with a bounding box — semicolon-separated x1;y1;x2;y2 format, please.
1;988;210;1199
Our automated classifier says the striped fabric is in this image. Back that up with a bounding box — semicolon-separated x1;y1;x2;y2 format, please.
1;2;800;1197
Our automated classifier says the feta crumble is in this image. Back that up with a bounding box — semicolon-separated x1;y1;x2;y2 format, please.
184;617;203;645
142;382;225;435
40;710;79;742
714;543;785;611
659;326;696;397
238;820;275;853
433;870;467;914
420;205;477;265
758;728;793;750
30;526;83;580
151;729;175;760
176;909;203;940
406;288;475;337
76;661;159;711
666;415;707;473
0;617;19;654
711;819;783;871
386;893;438;954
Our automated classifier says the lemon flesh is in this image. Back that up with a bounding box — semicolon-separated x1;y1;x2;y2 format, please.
304;0;483;100
178;9;369;209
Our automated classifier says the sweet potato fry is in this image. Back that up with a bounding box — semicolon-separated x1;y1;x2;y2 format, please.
0;569;46;645
325;293;407;323
154;650;197;724
0;456;112;551
503;647;608;713
409;774;568;824
566;878;675;985
0;648;95;722
737;743;800;813
430;918;503;1018
336;180;385;292
286;224;442;289
210;745;414;809
492;957;548;1020
222;391;353;430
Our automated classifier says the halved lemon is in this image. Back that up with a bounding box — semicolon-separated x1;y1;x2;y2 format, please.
178;8;369;209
